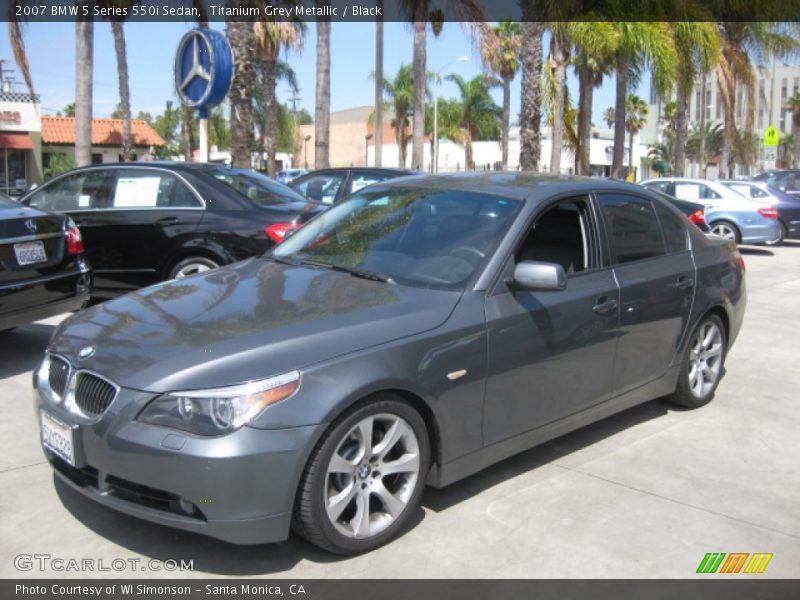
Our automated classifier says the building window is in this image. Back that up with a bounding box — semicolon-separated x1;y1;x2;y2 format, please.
91;153;102;165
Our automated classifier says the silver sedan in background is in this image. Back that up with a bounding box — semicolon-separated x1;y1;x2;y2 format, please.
641;178;781;244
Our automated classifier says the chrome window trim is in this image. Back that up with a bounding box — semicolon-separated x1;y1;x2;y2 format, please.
26;165;207;210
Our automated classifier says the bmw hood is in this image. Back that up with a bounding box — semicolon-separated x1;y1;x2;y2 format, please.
47;258;461;392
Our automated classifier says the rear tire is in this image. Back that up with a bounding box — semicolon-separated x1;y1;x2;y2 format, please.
168;256;219;280
292;395;430;555
709;221;741;244
765;221;787;246
668;314;727;409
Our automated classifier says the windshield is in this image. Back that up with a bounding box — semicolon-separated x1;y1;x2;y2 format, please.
272;187;521;290
207;167;308;206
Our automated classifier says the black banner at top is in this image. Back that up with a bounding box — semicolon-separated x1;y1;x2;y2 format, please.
2;0;800;23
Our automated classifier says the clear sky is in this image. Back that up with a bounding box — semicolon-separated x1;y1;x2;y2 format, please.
0;20;642;126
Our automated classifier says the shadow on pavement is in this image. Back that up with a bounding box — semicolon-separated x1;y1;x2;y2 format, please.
54;398;671;575
0;323;56;379
738;247;774;256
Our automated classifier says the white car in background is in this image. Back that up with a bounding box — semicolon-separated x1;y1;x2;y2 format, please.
641;177;781;245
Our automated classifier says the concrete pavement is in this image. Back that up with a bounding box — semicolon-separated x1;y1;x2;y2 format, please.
2;242;798;578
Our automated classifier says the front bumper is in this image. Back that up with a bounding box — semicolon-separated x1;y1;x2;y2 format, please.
35;385;323;545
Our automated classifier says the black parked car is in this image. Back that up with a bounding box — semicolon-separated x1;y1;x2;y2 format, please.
35;174;745;553
289;167;414;204
0;195;91;332
752;170;800;199
20;163;324;299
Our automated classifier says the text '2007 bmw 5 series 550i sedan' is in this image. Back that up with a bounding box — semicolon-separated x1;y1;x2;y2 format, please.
33;173;746;555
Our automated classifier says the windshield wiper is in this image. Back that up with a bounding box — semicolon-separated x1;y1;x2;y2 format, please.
298;259;395;284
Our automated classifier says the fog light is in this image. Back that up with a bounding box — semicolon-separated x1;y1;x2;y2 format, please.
178;498;196;515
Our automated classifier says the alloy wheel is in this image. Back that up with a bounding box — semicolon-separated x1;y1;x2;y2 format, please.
710;223;737;241
687;321;724;398
324;413;420;539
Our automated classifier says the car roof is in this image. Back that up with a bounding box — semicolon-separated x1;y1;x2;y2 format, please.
365;172;653;201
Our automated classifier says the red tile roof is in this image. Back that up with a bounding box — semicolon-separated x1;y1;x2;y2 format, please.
41;116;165;146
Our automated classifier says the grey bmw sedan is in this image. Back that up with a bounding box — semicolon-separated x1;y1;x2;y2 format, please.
34;174;746;554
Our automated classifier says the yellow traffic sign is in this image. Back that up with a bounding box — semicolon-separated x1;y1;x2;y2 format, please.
763;125;780;147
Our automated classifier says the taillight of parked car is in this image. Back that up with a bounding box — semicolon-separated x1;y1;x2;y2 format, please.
688;209;706;225
265;222;301;244
756;207;778;219
66;218;84;255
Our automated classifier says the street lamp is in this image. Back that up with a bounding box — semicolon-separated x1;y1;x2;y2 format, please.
433;56;469;174
304;135;311;169
365;133;373;167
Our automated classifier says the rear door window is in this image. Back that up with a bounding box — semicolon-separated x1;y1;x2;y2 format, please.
653;202;689;254
598;193;667;264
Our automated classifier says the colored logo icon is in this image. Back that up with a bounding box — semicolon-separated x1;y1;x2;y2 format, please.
696;552;773;574
763;125;780;147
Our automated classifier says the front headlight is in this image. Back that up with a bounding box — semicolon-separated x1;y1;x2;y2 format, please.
138;371;300;436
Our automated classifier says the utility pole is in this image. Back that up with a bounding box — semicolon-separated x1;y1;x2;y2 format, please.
374;8;383;167
699;72;707;178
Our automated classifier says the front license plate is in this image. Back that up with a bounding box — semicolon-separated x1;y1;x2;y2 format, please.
41;410;76;466
14;240;47;266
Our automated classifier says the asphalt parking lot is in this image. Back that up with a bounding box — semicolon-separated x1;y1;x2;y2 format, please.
2;242;799;579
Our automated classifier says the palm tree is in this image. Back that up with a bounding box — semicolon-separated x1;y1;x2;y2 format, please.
315;20;331;169
570;22;618;175
715;23;797;178
379;65;415;167
398;0;488;172
669;21;719;176
110;21;133;161
519;20;544;170
445;74;501;170
7;20;35;96
254;20;304;177
686;121;724;167
227;19;257;168
787;90;800;169
547;24;570;174
607;22;676;179
480;21;521;170
605;94;648;179
780;133;796;169
75;18;93;167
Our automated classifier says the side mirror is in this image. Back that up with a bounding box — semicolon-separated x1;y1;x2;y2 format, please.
512;260;567;291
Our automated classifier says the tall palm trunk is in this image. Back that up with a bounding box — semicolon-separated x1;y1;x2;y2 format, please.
374;10;384;167
716;60;736;179
501;74;511;169
315;20;331;169
397;121;407;167
610;54;629;179
111;21;133;162
262;52;279;176
673;77;688;176
411;18;426;171
575;53;593;175
227;20;256;168
628;129;635;173
549;30;569;174
75;19;93;167
519;20;544;171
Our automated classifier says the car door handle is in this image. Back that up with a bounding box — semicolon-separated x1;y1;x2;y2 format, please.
156;216;179;225
675;276;694;290
592;297;618;315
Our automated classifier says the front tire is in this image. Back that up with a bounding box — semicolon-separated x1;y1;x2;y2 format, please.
293;395;430;555
668;314;727;409
168;256;220;280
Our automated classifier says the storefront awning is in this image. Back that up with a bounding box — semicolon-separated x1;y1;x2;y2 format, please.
0;132;34;150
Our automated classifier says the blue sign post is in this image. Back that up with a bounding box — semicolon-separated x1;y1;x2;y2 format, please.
174;28;233;162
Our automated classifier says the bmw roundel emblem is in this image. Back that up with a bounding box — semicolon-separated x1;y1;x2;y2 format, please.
78;346;96;360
